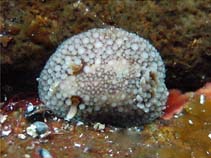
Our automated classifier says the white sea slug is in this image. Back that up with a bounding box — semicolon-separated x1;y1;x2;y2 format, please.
38;27;169;127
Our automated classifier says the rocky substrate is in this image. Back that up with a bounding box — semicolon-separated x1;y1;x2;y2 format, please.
0;83;211;158
1;0;211;99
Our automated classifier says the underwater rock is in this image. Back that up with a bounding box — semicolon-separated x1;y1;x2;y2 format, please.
1;0;211;99
38;148;53;158
26;121;49;138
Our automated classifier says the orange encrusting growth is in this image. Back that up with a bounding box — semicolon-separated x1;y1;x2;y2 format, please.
162;82;211;120
162;89;189;120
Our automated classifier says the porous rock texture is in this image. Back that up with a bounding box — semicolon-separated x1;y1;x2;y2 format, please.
38;27;168;126
1;0;211;100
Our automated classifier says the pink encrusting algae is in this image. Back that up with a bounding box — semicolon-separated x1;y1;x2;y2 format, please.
162;82;211;120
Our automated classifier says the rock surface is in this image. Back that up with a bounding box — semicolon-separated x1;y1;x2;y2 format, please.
1;0;211;99
1;83;211;158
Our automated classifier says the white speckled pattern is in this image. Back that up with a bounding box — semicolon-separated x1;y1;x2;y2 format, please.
38;27;169;126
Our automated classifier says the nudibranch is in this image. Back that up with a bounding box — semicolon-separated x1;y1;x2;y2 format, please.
38;27;169;127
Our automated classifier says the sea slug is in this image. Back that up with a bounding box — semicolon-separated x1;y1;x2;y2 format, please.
38;27;169;127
